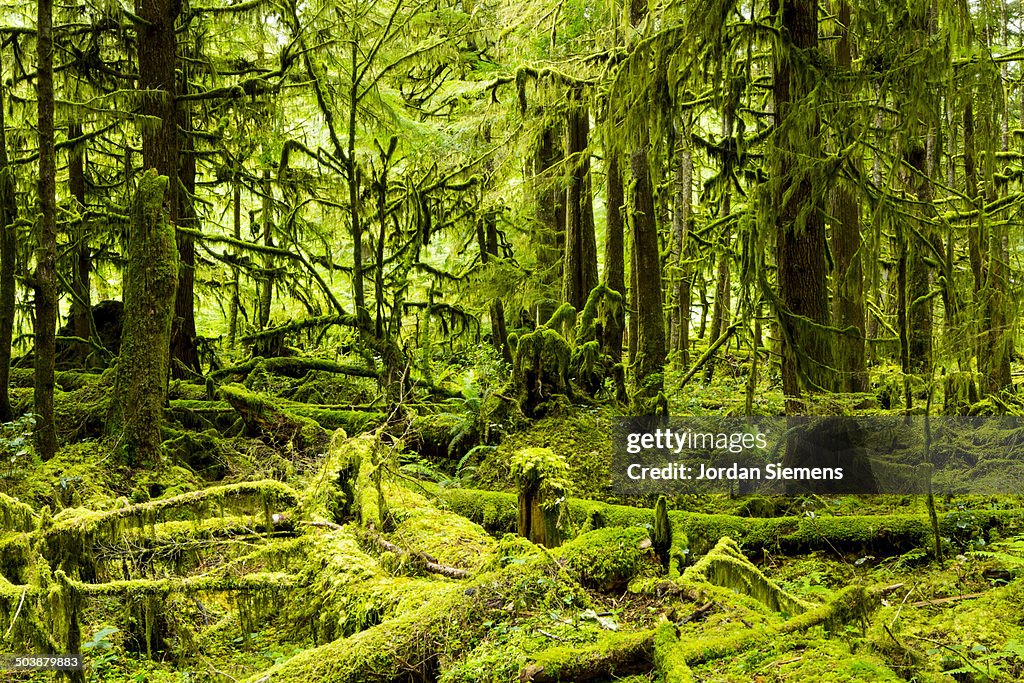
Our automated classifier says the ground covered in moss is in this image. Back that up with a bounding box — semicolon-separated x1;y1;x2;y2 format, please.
1;365;1023;683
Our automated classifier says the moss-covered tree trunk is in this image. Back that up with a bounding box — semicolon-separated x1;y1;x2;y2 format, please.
530;121;566;324
603;151;626;364
563;91;598;312
831;0;867;393
68;122;93;366
0;49;16;423
627;0;666;409
109;171;178;465
34;0;58;460
772;0;834;408
669;129;693;369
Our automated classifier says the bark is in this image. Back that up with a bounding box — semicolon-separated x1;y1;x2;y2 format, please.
108;171;179;466
669;133;693;369
35;0;58;460
629;135;666;407
228;179;242;347
171;90;200;377
68;123;93;365
772;0;834;406
0;51;16;423
830;0;867;393
603;152;626;363
626;0;665;408
534;121;566;320
906;144;933;375
562;92;598;312
259;169;275;329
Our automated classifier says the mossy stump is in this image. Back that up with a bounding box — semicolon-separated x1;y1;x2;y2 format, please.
510;447;569;548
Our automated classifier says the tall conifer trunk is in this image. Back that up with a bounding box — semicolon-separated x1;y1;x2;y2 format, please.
563;90;598;311
772;0;834;408
831;0;867;392
604;152;626;363
627;0;666;409
35;0;58;459
0;49;16;422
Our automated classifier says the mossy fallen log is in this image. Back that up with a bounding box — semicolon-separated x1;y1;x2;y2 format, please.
518;629;655;682
683;537;812;615
518;578;887;682
431;485;1024;556
210;356;379;381
247;526;655;683
40;479;298;577
653;622;694;683
220;383;330;456
168;399;385;434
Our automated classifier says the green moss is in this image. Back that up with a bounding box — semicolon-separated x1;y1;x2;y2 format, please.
476;408;614;498
654;621;694;683
555;526;655;591
685;537;813;616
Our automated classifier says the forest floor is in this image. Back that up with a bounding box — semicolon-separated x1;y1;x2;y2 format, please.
0;351;1023;683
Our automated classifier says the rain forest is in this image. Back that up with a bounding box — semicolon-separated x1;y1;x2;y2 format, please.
2;0;1024;679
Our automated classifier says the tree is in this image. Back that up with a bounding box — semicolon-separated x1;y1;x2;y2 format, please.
34;0;58;460
771;0;834;406
108;170;179;465
0;46;16;423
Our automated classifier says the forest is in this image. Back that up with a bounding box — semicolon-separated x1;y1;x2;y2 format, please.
1;0;1024;679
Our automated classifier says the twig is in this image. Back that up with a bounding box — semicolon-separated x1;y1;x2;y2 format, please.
5;587;26;637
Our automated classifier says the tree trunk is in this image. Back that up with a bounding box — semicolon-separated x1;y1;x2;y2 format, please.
35;0;58;460
68;123;93;365
228;179;242;348
603;153;626;363
259;169;275;329
669;132;693;369
108;171;179;466
626;0;665;410
0;49;16;423
906;143;934;375
629;136;666;406
534;121;566;320
830;0;867;393
171;92;200;377
772;0;834;407
563;92;598;311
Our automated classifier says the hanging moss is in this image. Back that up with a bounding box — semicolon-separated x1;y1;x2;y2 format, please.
0;493;35;532
684;537;812;616
220;383;331;457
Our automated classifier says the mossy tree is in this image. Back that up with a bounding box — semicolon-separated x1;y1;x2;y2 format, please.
108;171;179;465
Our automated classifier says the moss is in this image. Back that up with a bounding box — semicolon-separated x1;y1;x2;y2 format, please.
475;408;613;498
387;489;495;572
555;526;655;591
520;628;655;682
511;448;570;548
654;621;694;683
220;383;331;457
108;170;178;465
512;328;572;414
684;537;813;616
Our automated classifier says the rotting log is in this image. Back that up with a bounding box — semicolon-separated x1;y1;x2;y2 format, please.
210;356;378;381
431;485;1024;556
220;383;330;457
